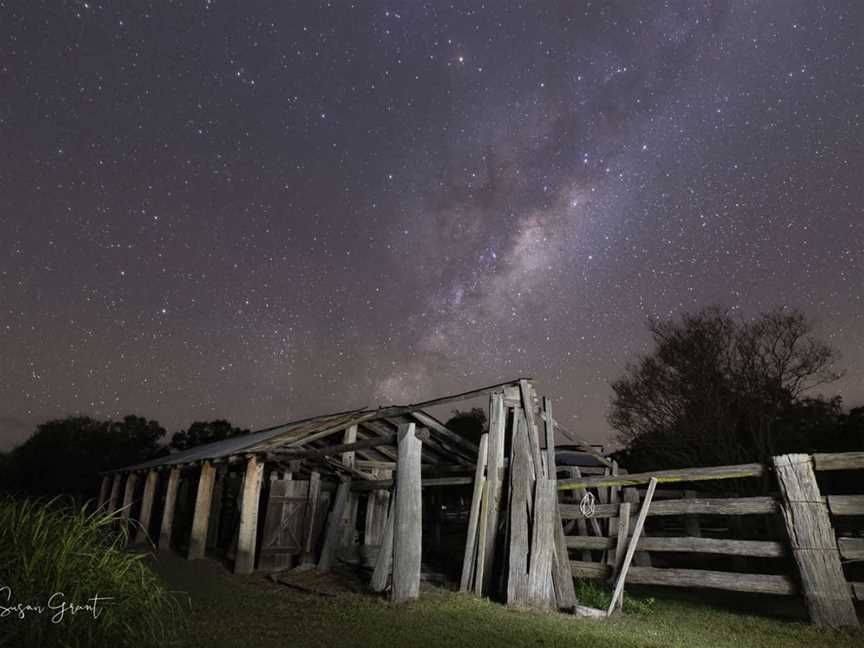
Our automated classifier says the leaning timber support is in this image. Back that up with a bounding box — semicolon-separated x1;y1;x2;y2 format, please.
135;470;158;545
158;467;181;549
392;422;422;603
773;453;858;627
188;462;216;560
235;456;265;575
608;477;657;614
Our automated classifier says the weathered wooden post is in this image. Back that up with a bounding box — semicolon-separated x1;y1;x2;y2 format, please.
97;475;112;508
506;412;532;607
392;422;422;603
475;390;505;595
107;473;122;512
371;500;395;592
318;480;352;572
119;472;138;527
206;466;226;550
188;462;216;560
158;467;180;549
341;425;360;550
134;470;158;545
460;433;489;592
235;456;264;575
300;471;322;566
773;453;858;627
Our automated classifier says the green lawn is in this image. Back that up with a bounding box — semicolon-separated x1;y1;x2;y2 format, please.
151;551;861;648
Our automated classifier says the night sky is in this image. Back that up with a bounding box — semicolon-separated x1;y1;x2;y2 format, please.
1;1;862;451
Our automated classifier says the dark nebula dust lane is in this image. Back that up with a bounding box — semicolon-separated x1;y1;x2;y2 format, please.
1;1;862;449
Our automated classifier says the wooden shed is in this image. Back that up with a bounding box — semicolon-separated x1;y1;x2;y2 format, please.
98;378;598;606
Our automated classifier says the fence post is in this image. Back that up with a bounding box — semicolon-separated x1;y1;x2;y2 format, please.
772;453;858;627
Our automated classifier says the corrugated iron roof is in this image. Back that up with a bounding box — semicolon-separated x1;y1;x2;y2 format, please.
104;378;528;474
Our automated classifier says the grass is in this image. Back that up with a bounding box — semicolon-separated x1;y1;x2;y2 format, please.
151;551;862;648
0;496;184;647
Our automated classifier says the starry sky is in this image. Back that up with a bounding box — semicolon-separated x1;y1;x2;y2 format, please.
1;1;862;451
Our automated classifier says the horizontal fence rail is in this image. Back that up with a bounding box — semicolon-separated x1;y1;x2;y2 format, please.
558;450;864;627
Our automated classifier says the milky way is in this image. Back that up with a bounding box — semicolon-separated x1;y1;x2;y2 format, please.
1;1;862;450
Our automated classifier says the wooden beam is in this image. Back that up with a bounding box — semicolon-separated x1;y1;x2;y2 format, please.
838;537;864;561
566;534;787;557
625;566;797;595
235;456;265;575
271;434;397;459
188;462;216;560
392;422;422;603
773;454;858;627
813;451;864;472
558;462;764;491
134;470;158;545
828;495;864;516
158;467;180;549
460;433;488;593
409;411;478;457
608;477;657;614
561;495;779;519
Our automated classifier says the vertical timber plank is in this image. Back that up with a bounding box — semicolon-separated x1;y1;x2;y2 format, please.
301;471;322;565
610;502;631;582
97;475;112;508
506;414;531;608
371;498;395;592
551;496;577;609
188;462;216;560
158;467;180;549
235;456;265;575
108;473;122;512
527;479;557;608
460;433;489;592
318;480;351;573
392;422;422;603
120;472;137;521
135;470;158;545
476;391;506;595
773;453;858;627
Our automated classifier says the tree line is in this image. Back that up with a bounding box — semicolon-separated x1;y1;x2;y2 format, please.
0;417;249;500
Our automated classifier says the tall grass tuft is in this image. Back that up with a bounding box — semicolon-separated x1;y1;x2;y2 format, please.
0;495;185;647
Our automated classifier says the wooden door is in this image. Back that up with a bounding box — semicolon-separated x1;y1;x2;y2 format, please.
259;479;309;571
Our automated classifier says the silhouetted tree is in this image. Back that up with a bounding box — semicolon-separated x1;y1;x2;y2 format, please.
170;419;250;451
610;307;843;485
4;415;166;499
445;408;487;445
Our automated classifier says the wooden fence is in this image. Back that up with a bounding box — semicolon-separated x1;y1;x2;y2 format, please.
556;451;864;627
